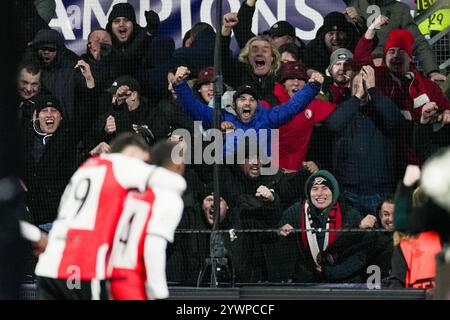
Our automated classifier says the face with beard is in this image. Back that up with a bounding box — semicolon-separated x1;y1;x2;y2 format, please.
202;195;228;226
234;93;258;123
240;156;261;179
324;31;348;52
87;30;112;60
111;17;134;43
38;47;57;65
284;78;306;97
248;40;274;76
38;107;62;134
310;184;333;210
330;60;353;86
385;47;411;77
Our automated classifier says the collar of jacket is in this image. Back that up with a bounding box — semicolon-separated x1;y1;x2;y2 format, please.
32;120;53;145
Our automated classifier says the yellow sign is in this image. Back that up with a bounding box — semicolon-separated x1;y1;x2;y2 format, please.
416;0;449;34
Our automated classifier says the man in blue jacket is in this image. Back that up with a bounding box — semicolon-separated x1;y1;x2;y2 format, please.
172;66;323;160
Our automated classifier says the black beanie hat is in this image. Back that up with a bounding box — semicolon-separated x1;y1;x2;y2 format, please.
34;94;64;117
107;3;136;24
321;12;352;35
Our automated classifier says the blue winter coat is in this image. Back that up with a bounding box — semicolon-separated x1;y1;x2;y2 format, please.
173;81;320;157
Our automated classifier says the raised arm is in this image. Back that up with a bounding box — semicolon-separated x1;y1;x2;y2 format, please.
234;0;257;49
354;15;389;69
172;66;214;128
264;73;322;128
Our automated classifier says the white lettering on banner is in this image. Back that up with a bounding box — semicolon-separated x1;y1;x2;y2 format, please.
253;0;278;35
200;0;241;30
50;0;337;53
181;0;192;40
49;0;76;40
295;0;323;40
277;0;286;21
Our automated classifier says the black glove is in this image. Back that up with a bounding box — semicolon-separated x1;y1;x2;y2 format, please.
145;10;160;36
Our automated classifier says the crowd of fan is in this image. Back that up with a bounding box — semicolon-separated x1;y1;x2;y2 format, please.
15;0;450;287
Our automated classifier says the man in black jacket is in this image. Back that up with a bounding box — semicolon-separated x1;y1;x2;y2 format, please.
303;12;363;74
106;3;154;78
326;65;405;217
92;75;170;149
278;170;363;283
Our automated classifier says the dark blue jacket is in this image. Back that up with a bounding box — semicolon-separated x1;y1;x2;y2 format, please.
173;81;320;155
326;87;405;195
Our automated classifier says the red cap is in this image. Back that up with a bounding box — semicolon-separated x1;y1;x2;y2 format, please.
194;66;214;89
384;29;414;57
279;61;308;83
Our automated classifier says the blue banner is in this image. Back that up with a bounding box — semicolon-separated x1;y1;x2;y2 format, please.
49;0;416;55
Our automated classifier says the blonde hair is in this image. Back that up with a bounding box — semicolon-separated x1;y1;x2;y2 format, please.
412;186;429;208
393;186;426;246
238;35;281;75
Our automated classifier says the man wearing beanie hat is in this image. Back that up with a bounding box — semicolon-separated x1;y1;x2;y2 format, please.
303;11;362;74
105;3;163;77
354;15;450;169
91;74;169;148
172;65;323;158
20;91;100;227
278;170;365;282
346;0;446;82
325;48;354;105
26;28;83;120
272;62;335;171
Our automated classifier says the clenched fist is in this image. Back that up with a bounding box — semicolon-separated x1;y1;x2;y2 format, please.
221;121;235;132
420;102;438;124
174;66;191;85
255;185;275;202
359;214;377;229
309;72;324;85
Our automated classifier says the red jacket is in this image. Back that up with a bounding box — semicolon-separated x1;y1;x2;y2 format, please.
273;83;335;171
354;36;450;121
329;84;351;106
354;36;450;165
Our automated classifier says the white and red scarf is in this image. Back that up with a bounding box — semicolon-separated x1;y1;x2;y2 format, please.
300;200;342;266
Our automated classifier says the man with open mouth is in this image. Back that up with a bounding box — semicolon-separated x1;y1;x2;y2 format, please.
172;66;323;159
273;61;336;172
354;16;450;171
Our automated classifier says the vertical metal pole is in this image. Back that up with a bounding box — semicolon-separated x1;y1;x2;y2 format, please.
210;0;224;288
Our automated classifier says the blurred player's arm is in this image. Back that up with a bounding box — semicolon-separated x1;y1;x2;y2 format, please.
19;220;48;256
144;189;183;299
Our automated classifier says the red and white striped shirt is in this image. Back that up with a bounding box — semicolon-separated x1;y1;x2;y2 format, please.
35;153;185;281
